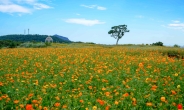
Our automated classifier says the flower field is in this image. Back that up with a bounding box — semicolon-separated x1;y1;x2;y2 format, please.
0;47;184;110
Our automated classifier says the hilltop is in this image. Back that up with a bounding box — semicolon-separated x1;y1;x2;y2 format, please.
0;34;72;43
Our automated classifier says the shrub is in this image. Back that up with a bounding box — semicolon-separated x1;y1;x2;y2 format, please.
9;42;17;48
45;42;51;46
152;41;163;46
20;42;47;48
0;40;21;48
174;44;180;48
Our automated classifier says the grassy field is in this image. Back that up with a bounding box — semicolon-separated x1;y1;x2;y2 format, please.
0;44;184;110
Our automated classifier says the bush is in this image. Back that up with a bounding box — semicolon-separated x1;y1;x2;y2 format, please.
9;42;17;48
161;50;184;59
0;40;21;48
173;44;180;48
19;42;47;48
152;41;163;46
45;42;51;46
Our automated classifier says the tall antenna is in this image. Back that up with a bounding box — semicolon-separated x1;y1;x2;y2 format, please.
28;28;29;35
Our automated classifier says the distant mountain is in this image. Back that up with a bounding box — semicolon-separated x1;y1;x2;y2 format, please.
53;34;71;42
0;34;71;43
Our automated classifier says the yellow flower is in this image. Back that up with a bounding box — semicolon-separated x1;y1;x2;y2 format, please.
174;73;178;76
93;106;97;110
146;102;152;106
55;96;60;100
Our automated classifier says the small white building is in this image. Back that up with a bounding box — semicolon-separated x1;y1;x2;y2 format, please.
45;36;53;43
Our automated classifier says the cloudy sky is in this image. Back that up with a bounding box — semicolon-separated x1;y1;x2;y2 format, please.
0;0;184;46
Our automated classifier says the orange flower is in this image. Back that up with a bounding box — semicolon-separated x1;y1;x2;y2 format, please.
54;102;60;107
102;87;106;91
19;104;24;108
105;106;110;110
32;100;38;104
34;80;39;85
171;90;177;95
43;107;48;110
1;95;7;99
132;98;137;105
14;100;19;104
138;62;144;68
105;92;110;97
151;85;157;91
24;60;27;64
50;84;57;88
79;99;84;103
39;106;42;109
146;102;152;106
88;86;92;89
62;104;67;108
78;92;83;97
97;99;105;106
160;97;166;102
123;93;129;97
114;100;119;105
28;93;34;98
26;104;33;110
0;82;3;86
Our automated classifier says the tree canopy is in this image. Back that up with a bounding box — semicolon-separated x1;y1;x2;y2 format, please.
108;25;129;45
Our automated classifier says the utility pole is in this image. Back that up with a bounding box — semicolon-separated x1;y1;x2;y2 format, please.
28;28;29;35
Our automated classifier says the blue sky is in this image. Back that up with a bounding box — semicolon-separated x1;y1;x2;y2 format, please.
0;0;184;46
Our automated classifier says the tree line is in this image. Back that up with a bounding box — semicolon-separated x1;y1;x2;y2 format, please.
0;34;71;43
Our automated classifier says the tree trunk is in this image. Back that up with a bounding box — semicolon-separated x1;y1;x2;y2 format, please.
116;38;119;45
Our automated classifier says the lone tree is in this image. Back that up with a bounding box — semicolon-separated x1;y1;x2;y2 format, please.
108;25;129;45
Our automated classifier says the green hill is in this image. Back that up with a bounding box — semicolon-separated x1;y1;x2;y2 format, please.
0;34;71;43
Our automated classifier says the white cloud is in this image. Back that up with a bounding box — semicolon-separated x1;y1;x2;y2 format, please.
97;6;106;10
65;18;105;26
81;4;96;9
76;13;80;16
0;4;31;13
163;22;184;31
17;0;35;3
0;0;51;14
168;23;184;27
172;20;180;23
81;4;106;10
33;3;51;10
